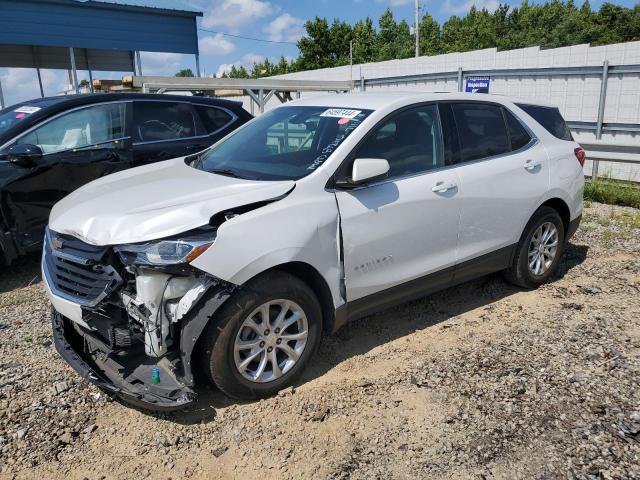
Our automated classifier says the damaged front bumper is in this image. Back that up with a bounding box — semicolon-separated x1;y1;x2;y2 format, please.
50;280;233;411
43;227;235;411
52;310;197;410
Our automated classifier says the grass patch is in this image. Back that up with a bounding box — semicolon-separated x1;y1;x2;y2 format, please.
584;179;640;209
609;210;640;229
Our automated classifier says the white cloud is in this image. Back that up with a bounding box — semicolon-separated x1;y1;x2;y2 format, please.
215;63;234;78
1;68;68;107
139;52;183;75
442;0;499;14
241;53;268;65
215;53;267;77
373;0;414;5
263;13;305;43
199;33;236;55
202;0;275;33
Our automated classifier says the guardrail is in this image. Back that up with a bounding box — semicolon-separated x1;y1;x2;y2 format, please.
581;143;640;181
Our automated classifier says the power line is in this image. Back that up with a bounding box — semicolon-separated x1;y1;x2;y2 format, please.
198;28;299;46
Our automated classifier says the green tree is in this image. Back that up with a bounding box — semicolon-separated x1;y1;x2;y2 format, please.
352;18;378;63
273;56;296;75
329;19;354;66
376;9;413;61
594;2;637;45
419;11;443;56
175;69;194;77
224;65;250;78
219;0;640;76
296;17;335;70
250;58;276;78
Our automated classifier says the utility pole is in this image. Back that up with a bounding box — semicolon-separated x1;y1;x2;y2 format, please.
415;0;420;57
350;40;354;83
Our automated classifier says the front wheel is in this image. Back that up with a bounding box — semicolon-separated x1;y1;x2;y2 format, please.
505;206;565;289
199;271;322;400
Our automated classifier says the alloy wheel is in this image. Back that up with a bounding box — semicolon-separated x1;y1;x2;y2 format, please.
233;300;309;383
528;221;559;276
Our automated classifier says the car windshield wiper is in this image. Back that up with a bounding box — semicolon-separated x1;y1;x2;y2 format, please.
208;168;244;179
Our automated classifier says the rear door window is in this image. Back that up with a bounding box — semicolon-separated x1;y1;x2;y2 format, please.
504;109;532;151
195;106;234;134
133;102;196;142
450;103;511;162
516;104;573;141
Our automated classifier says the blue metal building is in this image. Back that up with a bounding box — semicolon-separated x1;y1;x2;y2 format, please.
0;0;203;106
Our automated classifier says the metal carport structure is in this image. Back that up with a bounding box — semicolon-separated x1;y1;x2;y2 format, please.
0;0;202;107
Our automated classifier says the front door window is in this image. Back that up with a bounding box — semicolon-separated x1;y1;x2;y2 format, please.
17;103;127;154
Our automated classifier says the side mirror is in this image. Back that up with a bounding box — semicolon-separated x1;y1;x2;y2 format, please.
336;158;389;188
4;144;43;167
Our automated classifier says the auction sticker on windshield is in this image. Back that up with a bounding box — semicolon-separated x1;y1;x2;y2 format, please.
320;108;362;119
14;106;41;114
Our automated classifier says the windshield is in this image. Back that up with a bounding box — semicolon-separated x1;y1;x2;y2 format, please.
0;105;41;136
193;106;372;180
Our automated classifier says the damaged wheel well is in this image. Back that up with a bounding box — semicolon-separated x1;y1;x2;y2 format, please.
265;262;336;334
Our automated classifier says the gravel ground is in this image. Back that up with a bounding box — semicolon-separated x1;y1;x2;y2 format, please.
0;201;639;480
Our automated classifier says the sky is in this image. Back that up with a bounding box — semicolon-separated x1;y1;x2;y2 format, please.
0;0;637;107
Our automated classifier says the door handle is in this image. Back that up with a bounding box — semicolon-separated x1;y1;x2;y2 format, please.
432;181;457;193
524;159;542;170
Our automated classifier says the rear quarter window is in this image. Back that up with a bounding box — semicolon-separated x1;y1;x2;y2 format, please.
195;106;233;134
516;104;573;141
504;109;532;151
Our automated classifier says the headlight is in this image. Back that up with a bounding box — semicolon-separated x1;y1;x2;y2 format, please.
114;233;214;266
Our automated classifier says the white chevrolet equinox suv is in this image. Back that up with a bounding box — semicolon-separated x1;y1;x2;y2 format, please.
43;93;585;409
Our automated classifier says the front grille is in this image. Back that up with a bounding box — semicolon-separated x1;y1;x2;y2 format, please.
43;228;122;306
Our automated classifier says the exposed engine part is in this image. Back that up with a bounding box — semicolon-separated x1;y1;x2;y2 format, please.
109;326;133;348
120;270;214;358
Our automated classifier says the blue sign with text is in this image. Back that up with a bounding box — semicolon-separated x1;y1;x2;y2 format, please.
465;76;491;93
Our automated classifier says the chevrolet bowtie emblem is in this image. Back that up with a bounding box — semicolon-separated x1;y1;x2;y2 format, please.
51;236;64;250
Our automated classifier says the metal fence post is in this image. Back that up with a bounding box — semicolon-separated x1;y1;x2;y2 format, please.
68;47;79;94
593;60;610;181
135;51;143;76
360;76;365;92
33;46;44;97
457;67;463;92
195;54;201;78
0;78;4;109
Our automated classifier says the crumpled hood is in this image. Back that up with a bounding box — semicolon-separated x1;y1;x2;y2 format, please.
49;157;295;246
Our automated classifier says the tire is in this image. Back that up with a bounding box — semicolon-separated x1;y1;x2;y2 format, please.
505;206;565;289
199;271;322;400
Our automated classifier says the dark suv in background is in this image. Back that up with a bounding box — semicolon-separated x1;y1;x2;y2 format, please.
0;93;252;266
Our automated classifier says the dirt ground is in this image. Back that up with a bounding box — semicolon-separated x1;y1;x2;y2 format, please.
1;201;639;480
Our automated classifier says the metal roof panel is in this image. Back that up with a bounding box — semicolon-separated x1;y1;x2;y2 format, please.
75;0;202;15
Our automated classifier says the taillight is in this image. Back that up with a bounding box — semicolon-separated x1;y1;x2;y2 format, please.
574;147;586;168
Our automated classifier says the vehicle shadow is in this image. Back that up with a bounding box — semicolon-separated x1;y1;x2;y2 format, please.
165;242;589;425
0;253;42;294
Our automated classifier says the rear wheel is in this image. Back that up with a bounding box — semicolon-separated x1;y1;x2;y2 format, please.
199;271;322;400
505;206;565;289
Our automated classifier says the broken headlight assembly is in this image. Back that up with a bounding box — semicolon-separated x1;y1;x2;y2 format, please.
114;231;215;266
